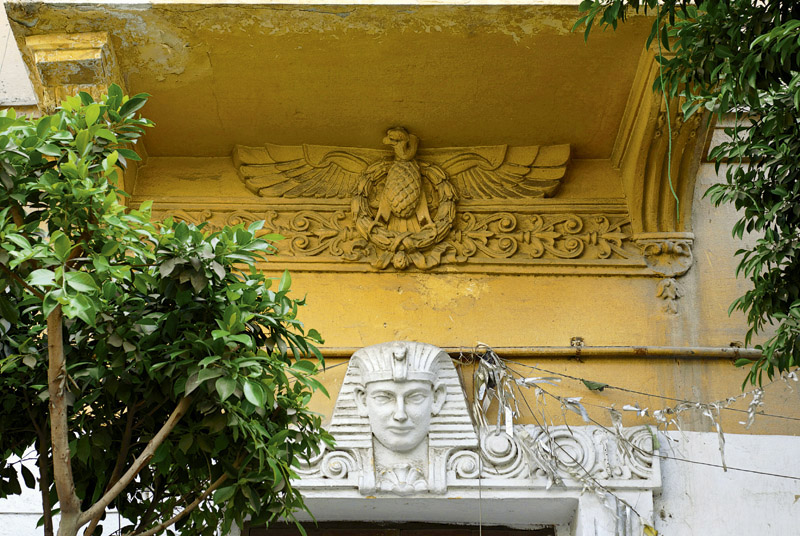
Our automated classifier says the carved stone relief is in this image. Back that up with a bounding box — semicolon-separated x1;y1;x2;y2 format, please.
233;128;576;270
144;127;696;279
151;203;642;274
635;233;694;314
294;341;660;497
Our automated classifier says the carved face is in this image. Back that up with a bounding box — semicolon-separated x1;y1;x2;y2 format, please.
355;379;446;453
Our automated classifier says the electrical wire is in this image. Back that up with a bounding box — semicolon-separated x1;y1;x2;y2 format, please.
656;6;680;222
524;376;800;483
504;359;800;423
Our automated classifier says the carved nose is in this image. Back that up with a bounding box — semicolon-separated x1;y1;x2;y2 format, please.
393;398;408;422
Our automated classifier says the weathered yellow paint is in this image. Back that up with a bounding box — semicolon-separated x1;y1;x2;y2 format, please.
6;2;652;158
6;1;798;437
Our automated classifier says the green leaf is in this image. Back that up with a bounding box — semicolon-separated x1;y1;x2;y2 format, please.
100;240;119;256
37;143;62;157
65;271;99;293
197;367;224;384
582;380;608;392
279;269;291;292
20;464;36;489
216;377;236;402
52;232;72;262
94;128;117;143
42;291;60;318
199;355;221;367
178;434;194;453
28;269;55;287
85;103;101;126
243;380;266;407
213;485;236;505
64;293;97;325
116;148;142;162
107;84;123;110
75;129;90;155
185;372;202;395
0;296;19;324
292;360;317;373
119;96;148;117
35;116;52;138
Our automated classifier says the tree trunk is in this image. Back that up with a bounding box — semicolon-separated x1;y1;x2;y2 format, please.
35;434;55;536
57;513;81;536
48;305;82;536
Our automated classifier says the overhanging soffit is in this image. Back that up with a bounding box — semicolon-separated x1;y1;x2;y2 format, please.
5;1;708;282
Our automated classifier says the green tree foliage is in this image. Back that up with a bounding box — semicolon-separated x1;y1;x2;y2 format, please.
0;87;331;536
575;0;800;384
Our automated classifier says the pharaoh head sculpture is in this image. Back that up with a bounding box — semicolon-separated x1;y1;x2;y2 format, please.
353;342;447;454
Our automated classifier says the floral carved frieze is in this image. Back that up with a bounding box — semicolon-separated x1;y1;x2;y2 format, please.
140;128;685;275
153;205;641;272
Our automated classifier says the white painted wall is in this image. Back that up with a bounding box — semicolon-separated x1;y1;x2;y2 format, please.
3;431;799;535
655;431;800;535
0;3;37;106
0;454;122;536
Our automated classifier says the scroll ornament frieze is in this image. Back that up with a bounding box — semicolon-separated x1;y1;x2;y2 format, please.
162;208;638;267
293;342;659;496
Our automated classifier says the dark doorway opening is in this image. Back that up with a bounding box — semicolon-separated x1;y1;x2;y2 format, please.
248;521;555;536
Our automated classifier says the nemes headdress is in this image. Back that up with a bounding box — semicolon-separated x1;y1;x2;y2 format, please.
352;341;442;384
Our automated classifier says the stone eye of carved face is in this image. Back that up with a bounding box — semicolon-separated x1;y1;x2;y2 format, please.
369;389;429;408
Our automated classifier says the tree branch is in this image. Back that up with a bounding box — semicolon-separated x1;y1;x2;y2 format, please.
77;396;193;528
36;434;55;536
47;305;82;523
134;475;163;533
10;202;25;227
0;262;45;300
126;473;228;536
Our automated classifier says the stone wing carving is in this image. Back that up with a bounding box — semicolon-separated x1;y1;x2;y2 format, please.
420;144;570;199
234;134;570;199
233;143;386;198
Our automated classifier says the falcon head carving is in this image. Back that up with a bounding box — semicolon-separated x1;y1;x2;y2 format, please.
382;127;419;162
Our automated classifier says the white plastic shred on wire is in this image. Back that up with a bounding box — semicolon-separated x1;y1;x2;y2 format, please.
465;345;800;531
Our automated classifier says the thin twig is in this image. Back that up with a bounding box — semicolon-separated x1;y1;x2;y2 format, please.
125;474;228;536
0;262;45;299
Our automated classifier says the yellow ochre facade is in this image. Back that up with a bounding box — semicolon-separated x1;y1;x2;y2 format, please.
3;1;800;534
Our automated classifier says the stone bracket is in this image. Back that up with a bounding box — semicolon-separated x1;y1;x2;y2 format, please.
635;232;694;314
24;32;124;112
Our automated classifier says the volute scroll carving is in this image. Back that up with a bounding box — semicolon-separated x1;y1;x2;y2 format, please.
294;341;660;498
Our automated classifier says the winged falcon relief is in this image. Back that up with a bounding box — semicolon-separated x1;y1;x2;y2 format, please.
233;128;570;269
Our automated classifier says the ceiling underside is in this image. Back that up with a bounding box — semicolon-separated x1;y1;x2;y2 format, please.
5;2;653;158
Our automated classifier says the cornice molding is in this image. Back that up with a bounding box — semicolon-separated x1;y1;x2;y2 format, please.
613;48;709;235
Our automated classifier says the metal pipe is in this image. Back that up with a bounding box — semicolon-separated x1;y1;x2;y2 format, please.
317;345;762;359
